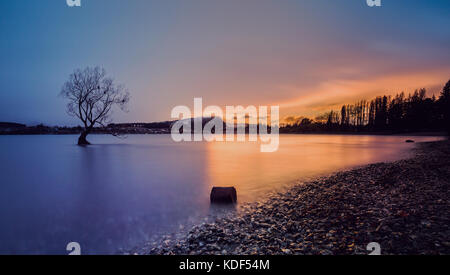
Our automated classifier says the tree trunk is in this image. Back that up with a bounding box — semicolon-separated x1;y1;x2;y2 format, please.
78;131;91;145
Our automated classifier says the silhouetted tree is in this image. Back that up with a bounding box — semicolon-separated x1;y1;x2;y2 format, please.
340;105;347;127
440;79;450;134
388;92;405;130
281;79;449;134
60;67;130;145
368;101;376;129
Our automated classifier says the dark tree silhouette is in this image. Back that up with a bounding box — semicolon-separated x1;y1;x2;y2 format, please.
281;79;450;135
440;79;450;134
340;105;347;128
60;67;130;145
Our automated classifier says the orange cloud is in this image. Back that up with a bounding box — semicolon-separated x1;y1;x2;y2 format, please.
277;68;450;118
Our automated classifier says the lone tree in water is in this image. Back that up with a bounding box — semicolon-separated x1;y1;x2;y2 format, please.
60;67;130;145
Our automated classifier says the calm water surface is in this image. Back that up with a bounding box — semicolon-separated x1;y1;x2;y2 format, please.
0;134;442;254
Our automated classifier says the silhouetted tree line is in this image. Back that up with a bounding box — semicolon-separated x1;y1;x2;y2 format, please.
281;79;450;134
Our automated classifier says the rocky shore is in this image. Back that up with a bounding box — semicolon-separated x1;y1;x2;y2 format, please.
137;140;450;255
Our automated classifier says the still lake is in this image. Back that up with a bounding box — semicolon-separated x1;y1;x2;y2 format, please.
0;134;443;254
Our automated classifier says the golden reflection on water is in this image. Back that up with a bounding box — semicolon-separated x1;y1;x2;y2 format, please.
204;134;442;203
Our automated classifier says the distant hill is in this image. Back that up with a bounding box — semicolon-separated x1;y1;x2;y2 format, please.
0;122;26;129
0;117;272;135
109;121;175;129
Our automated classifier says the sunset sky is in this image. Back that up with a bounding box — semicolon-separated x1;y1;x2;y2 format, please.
1;0;449;125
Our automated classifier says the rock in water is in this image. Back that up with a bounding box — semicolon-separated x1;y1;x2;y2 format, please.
210;187;237;204
405;140;415;143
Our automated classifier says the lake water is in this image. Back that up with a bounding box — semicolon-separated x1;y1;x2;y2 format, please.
0;134;443;254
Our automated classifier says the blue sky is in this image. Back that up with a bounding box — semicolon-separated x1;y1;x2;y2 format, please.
1;0;450;125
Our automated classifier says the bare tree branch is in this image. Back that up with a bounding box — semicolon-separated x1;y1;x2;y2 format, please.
60;66;130;145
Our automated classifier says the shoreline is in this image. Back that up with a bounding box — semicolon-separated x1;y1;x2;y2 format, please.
0;121;447;137
136;140;450;255
1;132;447;137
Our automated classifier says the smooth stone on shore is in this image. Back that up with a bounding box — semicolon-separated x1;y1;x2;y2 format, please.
210;187;237;204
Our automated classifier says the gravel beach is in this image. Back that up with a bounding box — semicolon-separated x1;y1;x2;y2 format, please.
137;140;450;255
